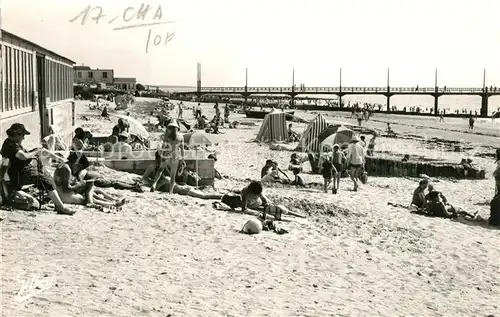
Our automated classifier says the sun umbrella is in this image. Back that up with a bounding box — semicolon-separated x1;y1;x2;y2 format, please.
317;124;342;144
183;131;219;147
320;126;356;150
113;114;149;139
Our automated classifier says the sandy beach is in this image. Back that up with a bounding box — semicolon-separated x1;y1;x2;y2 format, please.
1;98;499;317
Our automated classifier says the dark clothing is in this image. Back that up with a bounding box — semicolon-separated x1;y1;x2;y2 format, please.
0;138;55;191
290;158;299;165
333;162;343;174
322;161;333;179
261;166;272;178
490;196;500;226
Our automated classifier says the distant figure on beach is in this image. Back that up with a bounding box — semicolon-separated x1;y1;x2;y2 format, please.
195;103;202;119
101;105;109;118
366;133;377;156
346;136;365;191
224;104;230;123
402;154;410;162
355;110;364;126
468;115;475;130
214;103;221;118
439;112;444;122
288;123;299;142
322;158;334;193
386;123;394;135
177;102;183;119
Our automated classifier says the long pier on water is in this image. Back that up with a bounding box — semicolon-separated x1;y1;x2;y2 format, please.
177;66;499;117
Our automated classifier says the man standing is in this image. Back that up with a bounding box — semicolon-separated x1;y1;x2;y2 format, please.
346;135;365;191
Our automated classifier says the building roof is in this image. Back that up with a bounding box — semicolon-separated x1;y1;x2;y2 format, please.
1;29;75;64
114;77;137;81
74;65;91;70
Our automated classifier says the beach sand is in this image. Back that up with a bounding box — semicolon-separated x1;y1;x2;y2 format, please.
1;98;499;317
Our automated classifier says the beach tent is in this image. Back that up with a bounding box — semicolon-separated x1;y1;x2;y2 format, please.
255;112;288;143
295;114;329;152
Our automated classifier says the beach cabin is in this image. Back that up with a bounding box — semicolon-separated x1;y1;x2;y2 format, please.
0;29;76;149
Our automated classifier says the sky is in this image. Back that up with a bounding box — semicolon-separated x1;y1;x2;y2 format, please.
2;0;500;87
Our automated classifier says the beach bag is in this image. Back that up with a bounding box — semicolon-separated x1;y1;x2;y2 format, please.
221;193;243;209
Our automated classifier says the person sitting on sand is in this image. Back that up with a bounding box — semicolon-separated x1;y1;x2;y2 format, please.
411;179;429;209
425;184;448;205
262;161;289;183
290;167;306;187
1;123;74;215
112;119;129;137
53;152;127;209
72;127;87;151
288;123;299;142
261;159;274;178
142;156;222;200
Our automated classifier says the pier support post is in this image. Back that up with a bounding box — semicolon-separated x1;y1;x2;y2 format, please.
480;94;488;117
386;95;390;112
434;95;439;116
196;63;202;102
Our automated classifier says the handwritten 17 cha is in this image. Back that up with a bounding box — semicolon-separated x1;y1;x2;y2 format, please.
69;3;175;53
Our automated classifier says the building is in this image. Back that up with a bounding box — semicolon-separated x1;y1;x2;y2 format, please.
73;65;114;85
0;29;76;149
114;77;137;91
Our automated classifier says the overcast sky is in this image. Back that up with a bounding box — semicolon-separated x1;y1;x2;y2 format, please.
2;0;500;87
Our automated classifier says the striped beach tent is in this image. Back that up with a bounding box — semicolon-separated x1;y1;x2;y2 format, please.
255;112;288;143
295;114;329;152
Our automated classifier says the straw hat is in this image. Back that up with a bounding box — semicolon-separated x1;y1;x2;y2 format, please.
241;218;263;234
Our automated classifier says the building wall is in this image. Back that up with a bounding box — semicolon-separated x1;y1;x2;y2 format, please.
114;78;136;90
74;69;114;84
0;31;75;149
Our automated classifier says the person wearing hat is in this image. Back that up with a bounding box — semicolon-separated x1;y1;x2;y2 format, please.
345;135;365;191
1;123;74;215
151;119;185;193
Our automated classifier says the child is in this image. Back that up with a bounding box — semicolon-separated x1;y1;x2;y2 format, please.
331;144;345;194
322;159;334;193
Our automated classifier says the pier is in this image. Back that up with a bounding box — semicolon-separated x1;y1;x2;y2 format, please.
179;66;499;117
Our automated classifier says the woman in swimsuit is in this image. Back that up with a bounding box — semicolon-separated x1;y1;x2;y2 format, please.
53;152;127;208
151;119;185;193
142;159;222;200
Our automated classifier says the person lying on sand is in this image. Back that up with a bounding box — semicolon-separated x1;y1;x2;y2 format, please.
425;191;477;220
221;181;293;220
142;157;222;200
53;152;127;209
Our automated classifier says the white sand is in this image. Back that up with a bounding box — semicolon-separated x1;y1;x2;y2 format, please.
1;98;498;317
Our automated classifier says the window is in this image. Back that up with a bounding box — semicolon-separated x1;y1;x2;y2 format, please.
78;71;82;78
103;72;108;79
88;71;93;79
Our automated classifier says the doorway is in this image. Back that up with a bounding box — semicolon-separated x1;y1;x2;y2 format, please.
36;54;46;138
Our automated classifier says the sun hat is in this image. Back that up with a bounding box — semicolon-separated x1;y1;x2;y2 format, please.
241;218;263;234
167;119;180;130
6;123;30;136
